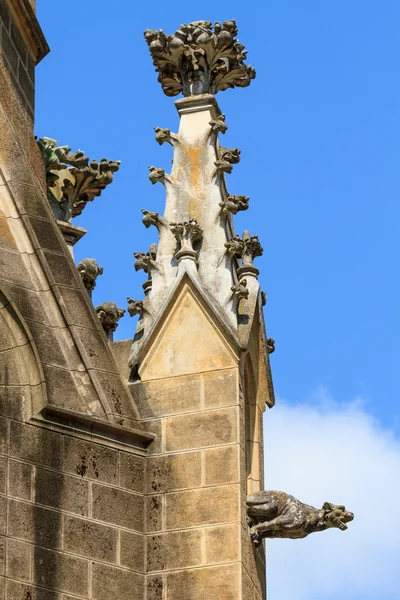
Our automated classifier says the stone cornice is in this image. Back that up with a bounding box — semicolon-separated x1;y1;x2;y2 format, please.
6;0;50;64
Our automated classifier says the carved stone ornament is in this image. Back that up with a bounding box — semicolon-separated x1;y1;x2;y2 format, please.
214;158;233;175
261;291;267;306
142;209;168;230
220;147;241;164
36;137;120;222
209;114;228;135
154;127;179;146
219;195;249;216
231;279;249;300
247;490;354;545
148;166;167;185
144;20;256;97
95;302;125;339
127;298;144;317
224;234;244;257
266;338;275;354
240;230;263;268
134;245;158;274
170;219;203;259
76;258;103;293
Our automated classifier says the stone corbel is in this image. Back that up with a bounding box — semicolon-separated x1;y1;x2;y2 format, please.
219;195;249;216
76;258;103;295
95;302;125;341
148;166;170;186
154;127;179;146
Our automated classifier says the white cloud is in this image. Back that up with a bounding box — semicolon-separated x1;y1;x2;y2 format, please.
263;387;400;600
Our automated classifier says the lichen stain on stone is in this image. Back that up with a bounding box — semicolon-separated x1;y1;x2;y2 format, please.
0;216;17;247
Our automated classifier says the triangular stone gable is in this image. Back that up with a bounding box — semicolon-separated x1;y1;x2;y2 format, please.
139;279;239;381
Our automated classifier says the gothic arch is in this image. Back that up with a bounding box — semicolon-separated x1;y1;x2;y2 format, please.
0;287;46;420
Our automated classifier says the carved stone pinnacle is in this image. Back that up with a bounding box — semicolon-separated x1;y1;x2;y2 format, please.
144;20;256;97
77;258;103;294
95;302;125;340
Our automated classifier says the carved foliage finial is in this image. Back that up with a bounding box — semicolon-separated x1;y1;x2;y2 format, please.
77;258;103;293
144;20;256;97
241;230;263;267
95;302;125;339
170;219;203;256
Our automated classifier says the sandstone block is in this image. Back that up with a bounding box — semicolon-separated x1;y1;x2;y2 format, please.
8;459;32;500
203;368;238;408
165;407;238;452
70;326;119;373
33;547;88;596
24;319;69;369
9;420;62;469
147;451;201;493
144;419;162;455
147;529;202;572
92;484;144;532
119;452;145;493
35;468;89;516
0;497;5;534
63;437;118;485
8;499;62;549
5;580;60;600
63;515;118;563
131;376;201;418
29;216;65;254
0;537;4;575
0;458;5;495
166;485;239;530
92;563;144;600
0;386;24;420
6;538;31;581
166;563;239;600
42;250;80;289
119;530;145;572
0;419;5;455
204;445;239;486
205;524;240;564
146;495;163;533
147;575;164;600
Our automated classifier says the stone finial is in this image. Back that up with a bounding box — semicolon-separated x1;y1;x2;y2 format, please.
170;219;203;261
266;338;275;353
247;490;354;545
219;195;249;216
95;302;125;340
209;114;228;135
127;298;144;317
76;258;103;294
36;137;120;222
240;231;263;268
144;20;256;97
154;127;179;146
231;279;249;300
148;166;168;185
220;147;241;164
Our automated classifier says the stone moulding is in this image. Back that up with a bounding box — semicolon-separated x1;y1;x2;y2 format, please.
144;20;256;97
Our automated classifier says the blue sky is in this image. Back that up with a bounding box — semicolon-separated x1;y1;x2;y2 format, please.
35;2;400;598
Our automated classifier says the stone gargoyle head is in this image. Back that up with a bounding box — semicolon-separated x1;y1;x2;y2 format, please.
321;502;354;531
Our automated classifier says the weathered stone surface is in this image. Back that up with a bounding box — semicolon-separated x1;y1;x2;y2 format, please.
92;563;144;600
5;580;60;600
7;499;62;548
144;419;163;455
0;497;5;535
24;319;69;369
147;451;201;493
147;530;202;572
35;467;89;516
33;547;89;596
0;419;5;456
0;537;4;576
9;420;62;469
63;437;118;484
6;538;31;580
204;445;239;486
29;215;65;254
132;376;201;418
146;495;163;533
165;407;237;451
0;458;5;495
147;576;164;600
63;515;118;563
92;484;144;532
166;563;240;600
43;250;81;289
119;452;145;493
120;531;145;573
203;368;238;408
8;459;32;500
0;386;24;420
166;485;239;529
205;524;239;564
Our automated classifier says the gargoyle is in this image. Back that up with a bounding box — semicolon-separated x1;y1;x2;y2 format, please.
266;338;275;354
148;166;168;185
141;209;169;230
209;114;228;135
220;147;241;164
247;490;354;545
214;159;233;175
76;258;103;293
154;127;179;146
95;302;125;339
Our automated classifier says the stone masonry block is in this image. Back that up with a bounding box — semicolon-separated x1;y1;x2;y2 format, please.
119;452;145;493
0;536;4;575
35;468;89;516
6;538;31;581
0;497;5;534
147;451;202;493
9;420;62;469
41;250;80;289
166;485;239;530
92;484;144;532
205;524;240;564
203;368;238;408
63;515;118;563
8;459;32;500
144;419;162;455
33;547;88;596
147;576;164;600
204;445;239;486
63;437;118;484
24;319;70;369
146;495;163;533
0;418;5;454
166;563;240;600
131;376;201;418
120;530;145;573
0;458;5;495
8;498;62;549
28;216;65;255
147;529;202;572
5;580;60;600
165;407;238;452
92;563;144;600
